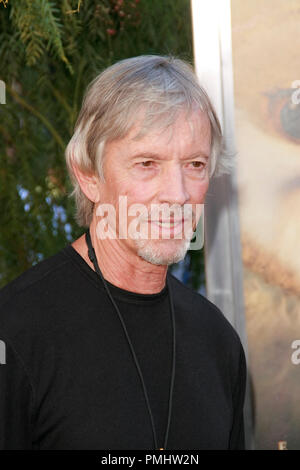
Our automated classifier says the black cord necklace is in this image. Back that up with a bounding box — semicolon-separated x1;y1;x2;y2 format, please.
85;228;176;450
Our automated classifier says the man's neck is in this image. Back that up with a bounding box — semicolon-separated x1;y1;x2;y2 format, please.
71;223;168;295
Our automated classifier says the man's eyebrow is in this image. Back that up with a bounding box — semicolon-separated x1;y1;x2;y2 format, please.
129;151;209;161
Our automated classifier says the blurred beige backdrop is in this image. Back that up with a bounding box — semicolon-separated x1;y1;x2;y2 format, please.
231;0;300;450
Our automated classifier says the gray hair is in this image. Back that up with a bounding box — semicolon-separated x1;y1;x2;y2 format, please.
65;54;226;227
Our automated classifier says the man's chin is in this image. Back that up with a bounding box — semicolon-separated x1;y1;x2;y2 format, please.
134;238;190;266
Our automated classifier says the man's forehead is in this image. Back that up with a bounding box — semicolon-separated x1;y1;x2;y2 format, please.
103;108;211;162
126;109;211;144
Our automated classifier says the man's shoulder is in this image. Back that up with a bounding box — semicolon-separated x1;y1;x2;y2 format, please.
168;272;242;348
0;247;70;306
0;246;72;338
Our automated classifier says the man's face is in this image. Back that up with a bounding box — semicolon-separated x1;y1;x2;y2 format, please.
95;109;211;265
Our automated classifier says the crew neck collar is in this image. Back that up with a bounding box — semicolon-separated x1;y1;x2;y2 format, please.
63;243;169;304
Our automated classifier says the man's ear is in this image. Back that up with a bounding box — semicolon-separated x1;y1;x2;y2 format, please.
71;162;101;203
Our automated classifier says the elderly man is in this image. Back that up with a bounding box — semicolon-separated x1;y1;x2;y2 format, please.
0;55;246;450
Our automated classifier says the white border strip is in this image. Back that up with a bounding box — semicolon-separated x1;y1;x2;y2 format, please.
191;0;254;449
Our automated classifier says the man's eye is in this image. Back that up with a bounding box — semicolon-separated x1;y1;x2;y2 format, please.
140;161;154;168
190;161;205;169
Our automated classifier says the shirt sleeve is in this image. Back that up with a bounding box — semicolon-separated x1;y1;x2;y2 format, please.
229;341;247;450
0;337;34;449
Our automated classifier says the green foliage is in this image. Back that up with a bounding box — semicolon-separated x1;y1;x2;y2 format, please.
0;0;204;291
10;0;71;71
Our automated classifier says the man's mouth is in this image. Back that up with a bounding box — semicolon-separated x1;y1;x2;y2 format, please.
149;218;185;227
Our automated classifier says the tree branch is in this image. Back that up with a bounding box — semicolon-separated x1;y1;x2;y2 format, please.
6;84;66;151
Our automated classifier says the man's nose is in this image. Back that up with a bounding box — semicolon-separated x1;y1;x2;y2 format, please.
158;164;190;206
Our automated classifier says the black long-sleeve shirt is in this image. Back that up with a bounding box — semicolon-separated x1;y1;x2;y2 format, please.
0;243;246;450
